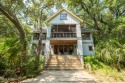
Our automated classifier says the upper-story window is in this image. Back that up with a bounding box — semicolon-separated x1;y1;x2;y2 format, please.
33;33;39;40
82;32;90;40
60;13;67;20
42;33;46;40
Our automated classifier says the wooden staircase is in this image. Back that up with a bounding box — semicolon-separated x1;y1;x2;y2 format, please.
44;55;83;70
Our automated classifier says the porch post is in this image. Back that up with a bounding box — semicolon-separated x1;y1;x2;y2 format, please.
45;25;51;55
77;40;83;55
76;24;83;55
45;40;50;55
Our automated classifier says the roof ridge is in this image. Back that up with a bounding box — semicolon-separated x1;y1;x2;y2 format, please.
45;8;83;23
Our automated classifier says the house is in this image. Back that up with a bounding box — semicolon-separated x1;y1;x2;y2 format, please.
32;8;94;56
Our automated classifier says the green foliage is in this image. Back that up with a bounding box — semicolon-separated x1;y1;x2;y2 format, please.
0;38;44;77
94;66;125;81
0;0;54;79
0;0;125;81
84;56;104;70
84;56;125;81
25;55;44;78
96;29;125;70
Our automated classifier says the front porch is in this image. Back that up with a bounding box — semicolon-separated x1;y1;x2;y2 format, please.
50;40;77;55
44;39;84;70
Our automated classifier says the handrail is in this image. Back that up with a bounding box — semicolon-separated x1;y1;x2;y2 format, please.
77;49;84;67
52;32;76;33
43;45;51;67
51;32;76;38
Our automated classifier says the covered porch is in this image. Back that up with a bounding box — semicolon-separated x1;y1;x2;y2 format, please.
50;40;77;55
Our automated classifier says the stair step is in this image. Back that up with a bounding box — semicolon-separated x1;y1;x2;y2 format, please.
46;62;81;65
45;63;81;65
45;66;83;68
44;67;83;70
50;60;80;62
45;65;82;68
45;65;82;67
48;60;81;62
46;61;81;63
51;56;79;58
51;57;79;59
44;55;83;70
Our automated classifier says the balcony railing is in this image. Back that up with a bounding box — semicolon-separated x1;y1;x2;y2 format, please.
82;37;90;40
51;32;76;38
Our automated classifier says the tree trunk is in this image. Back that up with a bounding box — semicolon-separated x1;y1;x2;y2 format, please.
0;4;27;67
0;4;27;58
35;28;42;69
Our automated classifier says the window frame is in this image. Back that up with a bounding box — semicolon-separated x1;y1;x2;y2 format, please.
60;13;67;20
33;33;39;40
42;33;46;40
88;45;93;51
82;32;91;40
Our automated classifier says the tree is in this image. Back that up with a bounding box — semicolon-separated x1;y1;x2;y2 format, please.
26;0;64;69
65;0;125;70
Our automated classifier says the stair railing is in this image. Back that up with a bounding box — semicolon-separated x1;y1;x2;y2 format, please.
43;45;51;67
77;49;84;68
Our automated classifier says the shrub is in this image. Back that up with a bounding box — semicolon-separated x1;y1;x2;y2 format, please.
84;55;104;70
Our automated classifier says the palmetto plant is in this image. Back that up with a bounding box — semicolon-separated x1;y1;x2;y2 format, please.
0;38;22;75
97;40;125;71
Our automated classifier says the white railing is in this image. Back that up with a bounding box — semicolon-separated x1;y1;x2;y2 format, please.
51;32;76;38
77;49;84;67
43;45;52;67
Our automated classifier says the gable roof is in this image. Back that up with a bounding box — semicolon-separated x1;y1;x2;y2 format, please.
45;8;83;23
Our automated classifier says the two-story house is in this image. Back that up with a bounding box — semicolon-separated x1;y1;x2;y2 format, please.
33;8;94;57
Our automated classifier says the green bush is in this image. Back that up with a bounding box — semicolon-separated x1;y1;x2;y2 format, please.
24;55;44;78
84;55;104;70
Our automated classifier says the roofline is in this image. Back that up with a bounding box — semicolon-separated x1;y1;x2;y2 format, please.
45;8;83;23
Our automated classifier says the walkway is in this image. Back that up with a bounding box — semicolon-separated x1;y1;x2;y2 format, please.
20;70;97;83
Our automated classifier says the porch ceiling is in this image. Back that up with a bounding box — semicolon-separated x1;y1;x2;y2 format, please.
50;40;77;45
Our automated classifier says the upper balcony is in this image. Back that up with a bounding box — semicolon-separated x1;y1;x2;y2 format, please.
51;32;76;38
32;28;47;43
51;25;76;38
81;27;94;42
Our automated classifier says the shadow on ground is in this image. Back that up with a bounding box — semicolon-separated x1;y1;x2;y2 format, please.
20;70;97;83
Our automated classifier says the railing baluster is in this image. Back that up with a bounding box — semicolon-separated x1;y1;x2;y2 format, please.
51;32;77;38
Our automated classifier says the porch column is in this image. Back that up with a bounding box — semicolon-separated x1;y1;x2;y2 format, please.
45;25;51;55
45;40;50;55
47;25;51;38
77;40;83;55
76;24;83;55
76;24;81;37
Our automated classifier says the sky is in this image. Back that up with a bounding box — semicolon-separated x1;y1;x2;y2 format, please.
52;4;68;13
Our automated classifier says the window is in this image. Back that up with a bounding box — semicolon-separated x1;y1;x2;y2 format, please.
60;13;67;20
82;33;90;40
33;33;39;40
88;46;93;51
42;33;46;40
42;44;45;55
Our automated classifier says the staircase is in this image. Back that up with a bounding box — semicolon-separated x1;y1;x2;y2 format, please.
44;55;83;70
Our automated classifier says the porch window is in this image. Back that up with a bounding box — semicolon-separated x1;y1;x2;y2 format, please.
33;33;39;40
82;33;90;40
88;46;93;51
60;13;67;20
42;44;45;55
42;33;46;40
